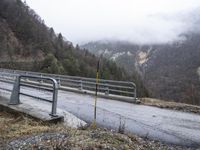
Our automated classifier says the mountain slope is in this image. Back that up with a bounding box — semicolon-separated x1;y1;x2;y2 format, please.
82;36;200;105
145;33;200;105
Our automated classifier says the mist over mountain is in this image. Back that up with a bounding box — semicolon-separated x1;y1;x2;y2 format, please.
81;30;200;105
81;6;200;106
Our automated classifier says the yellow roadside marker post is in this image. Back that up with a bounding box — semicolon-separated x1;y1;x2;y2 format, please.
91;50;105;128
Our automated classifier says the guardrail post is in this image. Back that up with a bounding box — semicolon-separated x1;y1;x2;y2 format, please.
105;84;109;95
134;88;137;100
79;80;83;90
9;75;20;105
57;77;61;87
40;74;43;83
25;72;29;81
51;79;59;117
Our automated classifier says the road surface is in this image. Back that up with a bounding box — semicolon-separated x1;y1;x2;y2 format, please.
0;81;200;148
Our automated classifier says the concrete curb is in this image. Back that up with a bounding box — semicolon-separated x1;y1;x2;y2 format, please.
0;93;87;128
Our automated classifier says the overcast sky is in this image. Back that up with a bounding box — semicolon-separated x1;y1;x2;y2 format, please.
25;0;200;44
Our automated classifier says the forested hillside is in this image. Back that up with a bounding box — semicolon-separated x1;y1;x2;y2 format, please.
145;33;200;105
0;0;122;79
0;0;148;96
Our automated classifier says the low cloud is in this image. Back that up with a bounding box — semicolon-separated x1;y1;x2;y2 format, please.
26;0;200;44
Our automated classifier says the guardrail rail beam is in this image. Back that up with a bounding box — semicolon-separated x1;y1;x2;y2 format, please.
9;74;59;117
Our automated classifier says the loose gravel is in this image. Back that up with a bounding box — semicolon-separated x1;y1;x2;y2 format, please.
6;133;68;150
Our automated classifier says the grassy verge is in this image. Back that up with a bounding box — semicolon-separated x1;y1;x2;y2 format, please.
0;110;189;150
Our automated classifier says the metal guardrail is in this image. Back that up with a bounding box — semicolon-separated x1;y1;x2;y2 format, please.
9;75;59;117
0;68;137;100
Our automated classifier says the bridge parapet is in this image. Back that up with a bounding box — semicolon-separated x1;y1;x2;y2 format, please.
0;68;137;101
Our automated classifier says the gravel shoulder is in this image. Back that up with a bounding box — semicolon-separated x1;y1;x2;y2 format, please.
141;98;200;115
0;111;193;150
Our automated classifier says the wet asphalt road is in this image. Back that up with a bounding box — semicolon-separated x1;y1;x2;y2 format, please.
0;81;200;148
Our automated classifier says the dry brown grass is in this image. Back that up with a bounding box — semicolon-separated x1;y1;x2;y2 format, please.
0;111;53;140
141;98;200;114
0;110;188;150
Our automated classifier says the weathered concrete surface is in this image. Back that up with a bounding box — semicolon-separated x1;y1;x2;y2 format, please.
0;81;200;148
0;90;86;128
